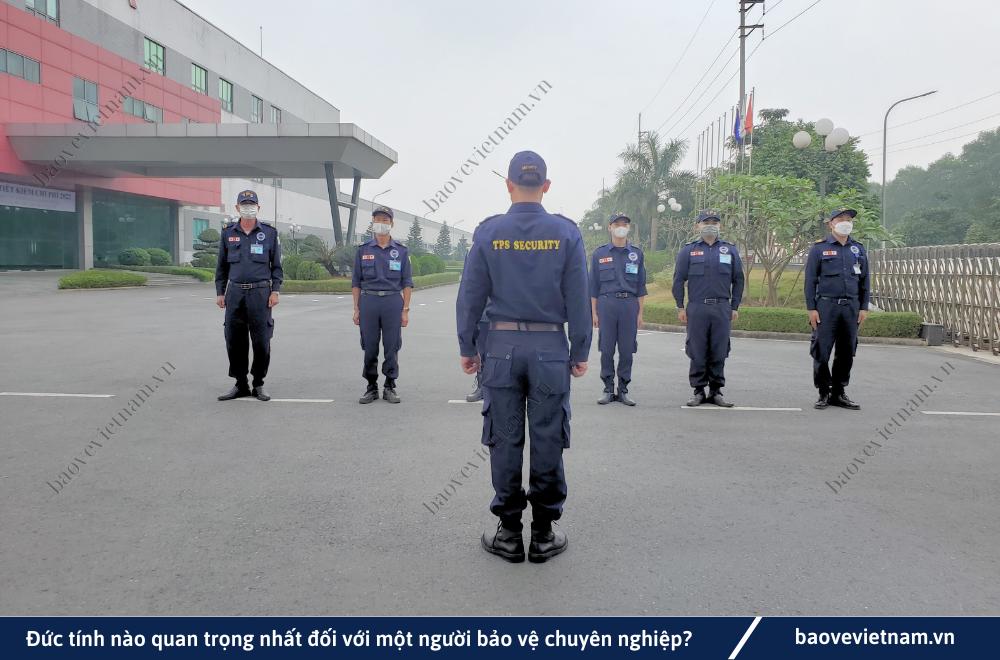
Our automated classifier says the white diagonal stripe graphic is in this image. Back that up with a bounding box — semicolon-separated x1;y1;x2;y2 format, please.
729;616;762;659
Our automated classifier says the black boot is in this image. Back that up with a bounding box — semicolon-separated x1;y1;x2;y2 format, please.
481;521;525;563
528;522;568;563
830;391;861;410
383;379;400;404
218;382;251;401
598;379;616;405
617;380;636;406
686;388;706;407
814;391;830;409
708;390;733;407
359;381;379;404
251;385;270;401
466;373;483;402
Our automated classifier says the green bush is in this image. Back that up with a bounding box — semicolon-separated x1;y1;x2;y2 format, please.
413;272;460;287
192;255;216;268
643;303;922;338
643;250;673;274
145;247;171;266
106;264;214;282
282;254;304;280
409;255;423;277
280;271;460;293
118;248;151;266
296;261;330;281
59;269;147;289
418;253;446;275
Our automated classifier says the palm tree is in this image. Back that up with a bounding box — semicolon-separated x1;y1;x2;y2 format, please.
617;132;695;251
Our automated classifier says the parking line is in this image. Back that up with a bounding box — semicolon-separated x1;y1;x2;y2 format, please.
922;411;1000;417
680;406;802;411
448;399;477;404
0;392;115;398
236;398;334;403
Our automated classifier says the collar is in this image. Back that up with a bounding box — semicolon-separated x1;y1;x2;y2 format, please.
369;237;400;250
237;219;262;235
825;234;851;245
507;202;546;214
609;241;633;251
694;238;720;248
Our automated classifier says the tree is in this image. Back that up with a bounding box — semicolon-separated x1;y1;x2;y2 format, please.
298;234;327;261
192;228;220;268
406;218;425;254
433;222;452;259
454;235;470;260
364;220;375;242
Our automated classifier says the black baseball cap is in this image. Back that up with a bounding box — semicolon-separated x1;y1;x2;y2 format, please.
507;151;547;187
372;205;394;220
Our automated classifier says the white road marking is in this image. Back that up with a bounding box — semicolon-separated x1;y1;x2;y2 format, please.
419;303;427;306
0;392;115;398
729;616;762;659
922;411;1000;417
436;300;444;303
237;398;334;403
311;299;320;302
448;399;477;404
158;297;170;300
680;406;802;411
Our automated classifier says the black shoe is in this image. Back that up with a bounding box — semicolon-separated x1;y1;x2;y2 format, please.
597;391;616;405
383;387;400;404
218;385;251;401
251;386;270;401
617;391;637;406
830;392;861;410
359;388;378;404
481;522;525;563
466;375;483;403
708;392;734;407
686;390;706;407
814;393;830;410
528;525;568;563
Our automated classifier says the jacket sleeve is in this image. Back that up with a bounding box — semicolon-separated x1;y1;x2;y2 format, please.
456;232;491;357
637;250;648;297
562;230;593;364
672;247;688;308
401;248;414;289
859;245;870;310
730;247;745;310
351;247;362;288
804;245;820;310
588;249;599;299
214;232;229;296
270;233;283;292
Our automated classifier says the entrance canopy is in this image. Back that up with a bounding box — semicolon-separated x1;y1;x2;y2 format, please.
5;122;397;180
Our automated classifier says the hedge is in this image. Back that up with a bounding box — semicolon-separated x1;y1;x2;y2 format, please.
59;269;147;289
643;250;674;274
281;271;460;293
106;265;214;282
118;247;151;266
643;303;923;338
146;248;171;266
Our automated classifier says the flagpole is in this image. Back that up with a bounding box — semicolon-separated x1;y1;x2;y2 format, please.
747;88;755;176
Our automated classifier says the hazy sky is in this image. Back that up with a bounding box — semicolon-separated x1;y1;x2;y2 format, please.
186;0;1000;229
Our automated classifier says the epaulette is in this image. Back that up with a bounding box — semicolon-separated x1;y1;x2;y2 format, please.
552;213;577;225
259;221;275;229
814;238;824;243
479;214;502;225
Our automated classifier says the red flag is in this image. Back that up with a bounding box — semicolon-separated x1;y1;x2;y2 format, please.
744;92;754;135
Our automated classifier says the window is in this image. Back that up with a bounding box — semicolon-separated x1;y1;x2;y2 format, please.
143;37;165;74
270;105;281;123
250;95;263;123
190;63;206;94
73;77;99;122
0;49;41;84
26;0;59;25
218;78;233;112
193;218;209;241
123;96;162;123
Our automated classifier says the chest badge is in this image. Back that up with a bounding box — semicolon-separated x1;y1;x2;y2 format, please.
390;249;399;259
850;245;860;255
628;252;638;261
719;245;729;254
256;232;265;241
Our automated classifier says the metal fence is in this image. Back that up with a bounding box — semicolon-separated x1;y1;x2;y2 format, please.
870;244;1000;355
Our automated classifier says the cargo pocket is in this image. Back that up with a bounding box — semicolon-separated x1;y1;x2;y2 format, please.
480;399;496;447
532;350;570;397
598;264;616;281
809;329;820;360
560;398;572;448
684;336;692;359
481;342;515;388
267;317;275;340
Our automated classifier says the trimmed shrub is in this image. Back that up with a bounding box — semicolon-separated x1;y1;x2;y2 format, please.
118;248;151;266
146;247;171;266
409;255;423;277
418;253;446;275
59;269;147;289
282;254;305;280
106;265;214;282
296;261;330;281
280;271;460;293
643;250;673;274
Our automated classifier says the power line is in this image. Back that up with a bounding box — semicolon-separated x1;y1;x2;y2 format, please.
764;0;824;39
868;111;1000;152
642;0;721;113
859;89;1000;137
880;124;1000;155
653;30;738;133
660;46;741;135
676;41;763;138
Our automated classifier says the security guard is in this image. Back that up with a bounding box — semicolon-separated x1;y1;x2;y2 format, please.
589;213;647;405
465;312;490;402
457;151;591;564
805;208;869;410
352;206;413;404
672;210;745;407
215;189;283;401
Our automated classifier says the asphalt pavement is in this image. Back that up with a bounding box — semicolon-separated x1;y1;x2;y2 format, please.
1;273;998;615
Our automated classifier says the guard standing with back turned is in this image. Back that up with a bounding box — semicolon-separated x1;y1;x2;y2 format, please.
352;206;413;404
457;151;591;564
590;213;647;406
805;208;869;410
215;189;283;402
672;210;745;407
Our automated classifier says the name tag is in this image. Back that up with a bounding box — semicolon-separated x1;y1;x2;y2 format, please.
853;263;862;275
389;260;401;271
250;244;263;255
625;263;639;274
719;254;732;265
598;256;613;264
227;236;240;243
690;250;704;257
822;250;838;256
361;254;376;261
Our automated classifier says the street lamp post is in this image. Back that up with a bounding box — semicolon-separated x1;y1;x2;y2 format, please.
289;222;302;254
881;91;937;235
793;118;850;214
371;188;392;207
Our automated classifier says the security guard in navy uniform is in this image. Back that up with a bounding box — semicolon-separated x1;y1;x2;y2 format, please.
215;190;283;402
352;206;413;404
805;208;869;410
672;210;745;407
457;151;591;564
590;213;647;406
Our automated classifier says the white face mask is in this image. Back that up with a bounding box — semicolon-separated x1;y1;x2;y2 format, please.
238;204;258;219
611;226;629;239
700;224;720;239
372;222;392;236
834;221;854;236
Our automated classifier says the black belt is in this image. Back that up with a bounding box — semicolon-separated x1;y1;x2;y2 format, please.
229;280;271;289
602;291;635;298
699;297;729;305
490;321;562;332
818;296;856;305
361;289;398;296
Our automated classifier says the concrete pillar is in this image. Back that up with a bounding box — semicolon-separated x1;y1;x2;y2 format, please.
324;162;344;247
346;175;362;246
77;186;93;270
172;203;183;265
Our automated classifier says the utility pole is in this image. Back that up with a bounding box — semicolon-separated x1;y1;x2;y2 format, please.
738;1;764;161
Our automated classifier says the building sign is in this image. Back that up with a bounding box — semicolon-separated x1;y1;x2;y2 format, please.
0;183;76;213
